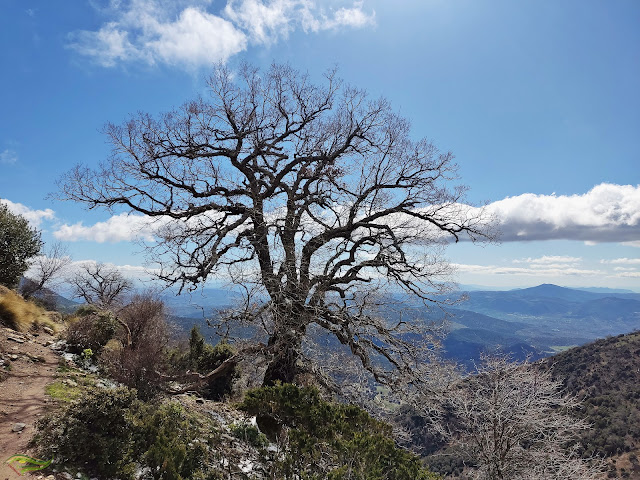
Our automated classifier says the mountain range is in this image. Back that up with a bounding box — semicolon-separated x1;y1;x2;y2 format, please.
159;283;640;368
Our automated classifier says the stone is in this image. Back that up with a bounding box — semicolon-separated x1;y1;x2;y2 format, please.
12;422;26;432
64;379;78;387
196;398;205;404
42;326;55;335
7;335;25;343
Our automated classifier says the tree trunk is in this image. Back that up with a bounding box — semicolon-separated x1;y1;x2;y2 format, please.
262;329;303;386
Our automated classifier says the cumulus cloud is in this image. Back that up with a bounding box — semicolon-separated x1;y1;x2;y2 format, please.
486;183;640;244
0;199;56;228
0;149;18;165
53;213;164;243
69;0;374;68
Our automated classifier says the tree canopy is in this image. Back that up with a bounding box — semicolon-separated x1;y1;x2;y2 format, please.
59;63;492;386
0;202;42;289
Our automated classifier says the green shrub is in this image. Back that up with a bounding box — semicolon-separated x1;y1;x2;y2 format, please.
35;387;139;478
169;326;238;400
132;402;214;480
230;421;269;448
35;388;222;480
238;384;439;480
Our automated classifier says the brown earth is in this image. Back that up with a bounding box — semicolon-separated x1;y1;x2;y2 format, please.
0;327;59;480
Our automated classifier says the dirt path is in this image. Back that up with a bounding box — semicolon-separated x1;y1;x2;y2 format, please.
0;328;59;479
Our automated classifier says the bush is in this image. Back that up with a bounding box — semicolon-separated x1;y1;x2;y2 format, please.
238;384;438;480
132;402;215;480
35;387;139;478
100;294;170;399
230;421;269;448
65;306;119;353
36;387;221;480
169;326;238;400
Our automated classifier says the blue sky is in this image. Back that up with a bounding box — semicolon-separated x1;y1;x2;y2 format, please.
1;0;639;291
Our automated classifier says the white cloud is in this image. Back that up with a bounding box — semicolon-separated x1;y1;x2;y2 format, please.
53;213;163;243
0;149;18;165
601;257;640;265
224;0;375;43
69;0;246;68
149;7;247;66
453;263;603;278
0;199;56;228
486;183;640;244
69;0;374;68
612;271;640;278
65;259;159;283
622;241;640;248
513;255;582;265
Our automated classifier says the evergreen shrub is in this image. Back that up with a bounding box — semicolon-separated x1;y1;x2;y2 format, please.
238;383;439;480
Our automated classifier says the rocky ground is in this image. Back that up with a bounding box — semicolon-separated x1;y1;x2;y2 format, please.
0;324;271;480
0;326;60;480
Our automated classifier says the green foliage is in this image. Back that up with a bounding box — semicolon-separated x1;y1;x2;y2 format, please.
36;387;222;479
35;387;139;478
0;202;42;289
169;326;238;400
230;421;269;448
238;384;438;480
45;380;84;402
65;308;120;353
132;402;213;480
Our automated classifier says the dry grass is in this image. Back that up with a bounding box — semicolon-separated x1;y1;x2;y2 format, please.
0;286;53;332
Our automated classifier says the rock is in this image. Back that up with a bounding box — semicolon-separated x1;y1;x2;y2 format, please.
26;352;46;363
12;422;26;432
50;340;67;351
44;340;53;347
7;335;25;343
8;354;19;361
196;397;205;404
42;326;55;335
64;379;78;387
59;472;74;480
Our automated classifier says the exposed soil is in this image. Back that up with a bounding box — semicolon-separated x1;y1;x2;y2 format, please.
0;327;59;479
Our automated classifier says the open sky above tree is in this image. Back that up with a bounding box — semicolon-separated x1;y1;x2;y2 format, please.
1;0;638;290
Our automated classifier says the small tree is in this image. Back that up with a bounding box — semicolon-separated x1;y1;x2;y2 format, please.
59;63;492;387
69;262;132;309
20;242;72;300
0;202;42;289
437;355;603;480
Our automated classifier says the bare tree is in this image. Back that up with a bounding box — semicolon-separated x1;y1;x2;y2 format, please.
58;63;492;386
432;355;603;480
69;262;133;309
21;242;72;299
